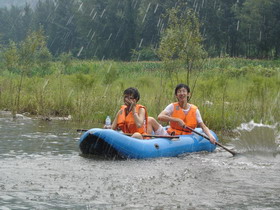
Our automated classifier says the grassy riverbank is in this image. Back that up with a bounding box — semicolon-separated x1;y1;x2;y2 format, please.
0;57;279;131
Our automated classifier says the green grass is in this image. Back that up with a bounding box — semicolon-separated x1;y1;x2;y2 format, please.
0;58;279;132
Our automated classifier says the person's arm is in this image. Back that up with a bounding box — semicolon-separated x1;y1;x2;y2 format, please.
158;109;185;127
110;110;121;130
132;107;146;128
198;122;216;144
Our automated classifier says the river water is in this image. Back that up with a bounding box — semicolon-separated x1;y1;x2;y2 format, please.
0;111;279;209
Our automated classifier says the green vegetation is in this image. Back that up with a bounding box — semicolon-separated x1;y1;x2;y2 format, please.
0;58;279;132
0;1;279;134
1;0;280;60
158;3;207;85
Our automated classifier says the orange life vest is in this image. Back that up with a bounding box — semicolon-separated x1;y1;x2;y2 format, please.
117;104;148;135
167;102;198;135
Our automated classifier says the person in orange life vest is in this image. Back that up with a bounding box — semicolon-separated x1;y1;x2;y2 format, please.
106;87;148;139
157;84;216;144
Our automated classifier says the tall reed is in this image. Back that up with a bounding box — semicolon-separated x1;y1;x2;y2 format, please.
0;58;279;131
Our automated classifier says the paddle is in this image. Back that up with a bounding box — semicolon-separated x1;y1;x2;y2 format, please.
124;133;179;139
77;129;89;132
183;125;237;156
76;129;179;139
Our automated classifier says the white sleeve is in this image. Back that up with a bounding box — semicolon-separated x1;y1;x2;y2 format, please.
196;109;203;124
163;103;174;116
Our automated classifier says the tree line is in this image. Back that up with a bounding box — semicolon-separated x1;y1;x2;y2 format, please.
0;0;280;61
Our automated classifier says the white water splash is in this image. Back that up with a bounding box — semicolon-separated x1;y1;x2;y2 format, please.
235;120;277;131
232;120;280;154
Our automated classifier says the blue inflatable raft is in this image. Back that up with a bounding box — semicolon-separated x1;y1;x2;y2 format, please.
79;128;218;159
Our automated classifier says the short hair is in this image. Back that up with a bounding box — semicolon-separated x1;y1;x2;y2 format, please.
174;84;190;95
123;87;140;101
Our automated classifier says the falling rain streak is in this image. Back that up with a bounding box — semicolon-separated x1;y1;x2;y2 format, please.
78;2;83;12
142;13;147;23
0;0;278;92
66;15;74;26
87;29;92;37
91;12;97;21
90;8;95;16
133;0;138;9
138;38;143;48
237;20;240;31
100;9;106;18
142;2;151;23
77;46;84;57
91;32;96;40
105;33;112;47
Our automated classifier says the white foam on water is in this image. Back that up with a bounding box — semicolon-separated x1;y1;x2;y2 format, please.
232;120;280;154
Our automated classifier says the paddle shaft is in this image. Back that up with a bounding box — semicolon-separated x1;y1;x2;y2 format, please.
124;133;179;138
77;129;88;132
183;125;237;156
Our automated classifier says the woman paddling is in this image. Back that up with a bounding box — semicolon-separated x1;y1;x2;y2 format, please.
158;83;216;144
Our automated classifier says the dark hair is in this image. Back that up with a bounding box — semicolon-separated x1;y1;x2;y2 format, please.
174;84;190;95
123;87;140;101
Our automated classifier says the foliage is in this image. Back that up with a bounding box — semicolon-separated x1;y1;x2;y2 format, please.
59;52;73;74
0;58;279;132
158;2;207;86
235;0;280;58
2;41;20;73
131;46;159;61
0;0;280;60
1;28;52;114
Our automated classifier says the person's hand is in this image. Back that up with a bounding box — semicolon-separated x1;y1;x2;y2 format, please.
175;118;185;128
130;99;136;109
103;125;112;129
125;97;137;111
209;135;216;144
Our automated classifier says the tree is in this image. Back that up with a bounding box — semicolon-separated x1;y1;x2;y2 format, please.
22;3;34;38
137;0;174;47
187;0;243;57
33;0;56;34
1;0;279;60
158;2;207;85
2;41;19;73
76;0;138;60
2;29;51;113
237;0;277;58
271;0;280;57
42;0;79;56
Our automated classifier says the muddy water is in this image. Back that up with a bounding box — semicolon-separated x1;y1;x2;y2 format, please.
0;111;279;209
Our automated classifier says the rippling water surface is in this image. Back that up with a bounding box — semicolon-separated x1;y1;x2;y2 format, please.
0;111;279;209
